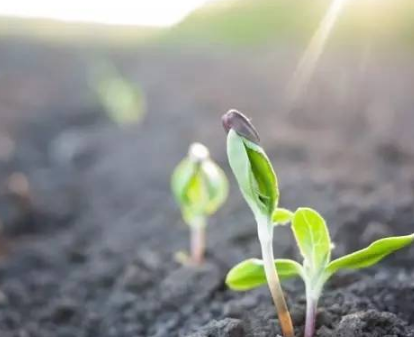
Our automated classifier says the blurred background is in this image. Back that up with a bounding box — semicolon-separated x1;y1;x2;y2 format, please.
1;1;414;336
1;0;414;137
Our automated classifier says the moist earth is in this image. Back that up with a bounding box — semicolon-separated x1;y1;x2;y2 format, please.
0;41;414;337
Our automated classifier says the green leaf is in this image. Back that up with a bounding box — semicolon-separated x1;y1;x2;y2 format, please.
225;258;304;291
200;160;229;215
326;234;414;276
226;130;278;218
244;140;278;216
93;64;146;126
272;208;293;225
292;208;332;275
171;154;228;225
171;158;197;206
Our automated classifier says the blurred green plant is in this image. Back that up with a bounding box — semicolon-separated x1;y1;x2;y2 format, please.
171;143;228;265
1;0;414;48
165;0;414;48
90;61;146;126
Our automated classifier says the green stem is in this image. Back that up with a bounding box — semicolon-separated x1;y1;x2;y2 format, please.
190;217;206;265
258;218;294;337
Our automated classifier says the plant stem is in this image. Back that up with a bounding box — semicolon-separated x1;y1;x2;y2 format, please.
304;294;317;337
304;284;321;337
259;220;294;337
190;217;206;265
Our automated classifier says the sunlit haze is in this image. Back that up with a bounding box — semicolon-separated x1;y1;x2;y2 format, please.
287;0;349;106
0;0;213;27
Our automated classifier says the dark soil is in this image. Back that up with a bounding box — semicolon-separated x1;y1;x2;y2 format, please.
0;40;414;337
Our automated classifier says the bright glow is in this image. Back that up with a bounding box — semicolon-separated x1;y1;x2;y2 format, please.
189;143;210;162
287;0;349;105
0;0;211;27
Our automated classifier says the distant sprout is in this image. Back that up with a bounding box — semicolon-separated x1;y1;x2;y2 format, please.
222;110;294;337
90;61;146;126
226;207;414;337
171;143;228;265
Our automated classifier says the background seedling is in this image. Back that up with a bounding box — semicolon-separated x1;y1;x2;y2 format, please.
222;109;294;337
90;60;146;126
171;142;228;265
226;207;414;337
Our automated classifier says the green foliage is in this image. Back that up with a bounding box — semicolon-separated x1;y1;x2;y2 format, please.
96;78;145;125
223;111;413;337
292;208;331;277
245;140;278;216
4;0;413;49
326;234;414;276
165;0;414;48
223;110;295;335
226;258;303;291
90;62;146;126
226;207;413;292
166;0;322;46
272;208;293;225
171;143;228;226
226;129;278;220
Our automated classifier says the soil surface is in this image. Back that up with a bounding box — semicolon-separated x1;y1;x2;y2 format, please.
0;40;414;337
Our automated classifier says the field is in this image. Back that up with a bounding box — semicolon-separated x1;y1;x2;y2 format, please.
0;1;414;336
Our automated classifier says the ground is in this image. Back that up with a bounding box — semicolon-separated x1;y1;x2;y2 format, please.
0;40;414;337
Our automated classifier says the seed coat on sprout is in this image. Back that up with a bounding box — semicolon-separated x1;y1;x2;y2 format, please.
222;109;294;337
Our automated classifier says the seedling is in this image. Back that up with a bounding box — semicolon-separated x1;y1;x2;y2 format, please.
171;142;228;265
90;61;146;125
226;207;414;337
222;110;295;337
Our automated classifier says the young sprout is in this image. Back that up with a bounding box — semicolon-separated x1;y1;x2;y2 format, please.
226;207;414;337
222;110;295;337
90;61;146;126
171;142;228;265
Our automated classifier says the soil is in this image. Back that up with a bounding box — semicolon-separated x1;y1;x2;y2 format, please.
0;39;414;337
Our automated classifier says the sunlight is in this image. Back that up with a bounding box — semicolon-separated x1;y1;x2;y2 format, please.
0;0;211;27
287;0;350;106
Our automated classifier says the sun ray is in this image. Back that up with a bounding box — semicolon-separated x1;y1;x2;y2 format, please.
286;0;349;108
